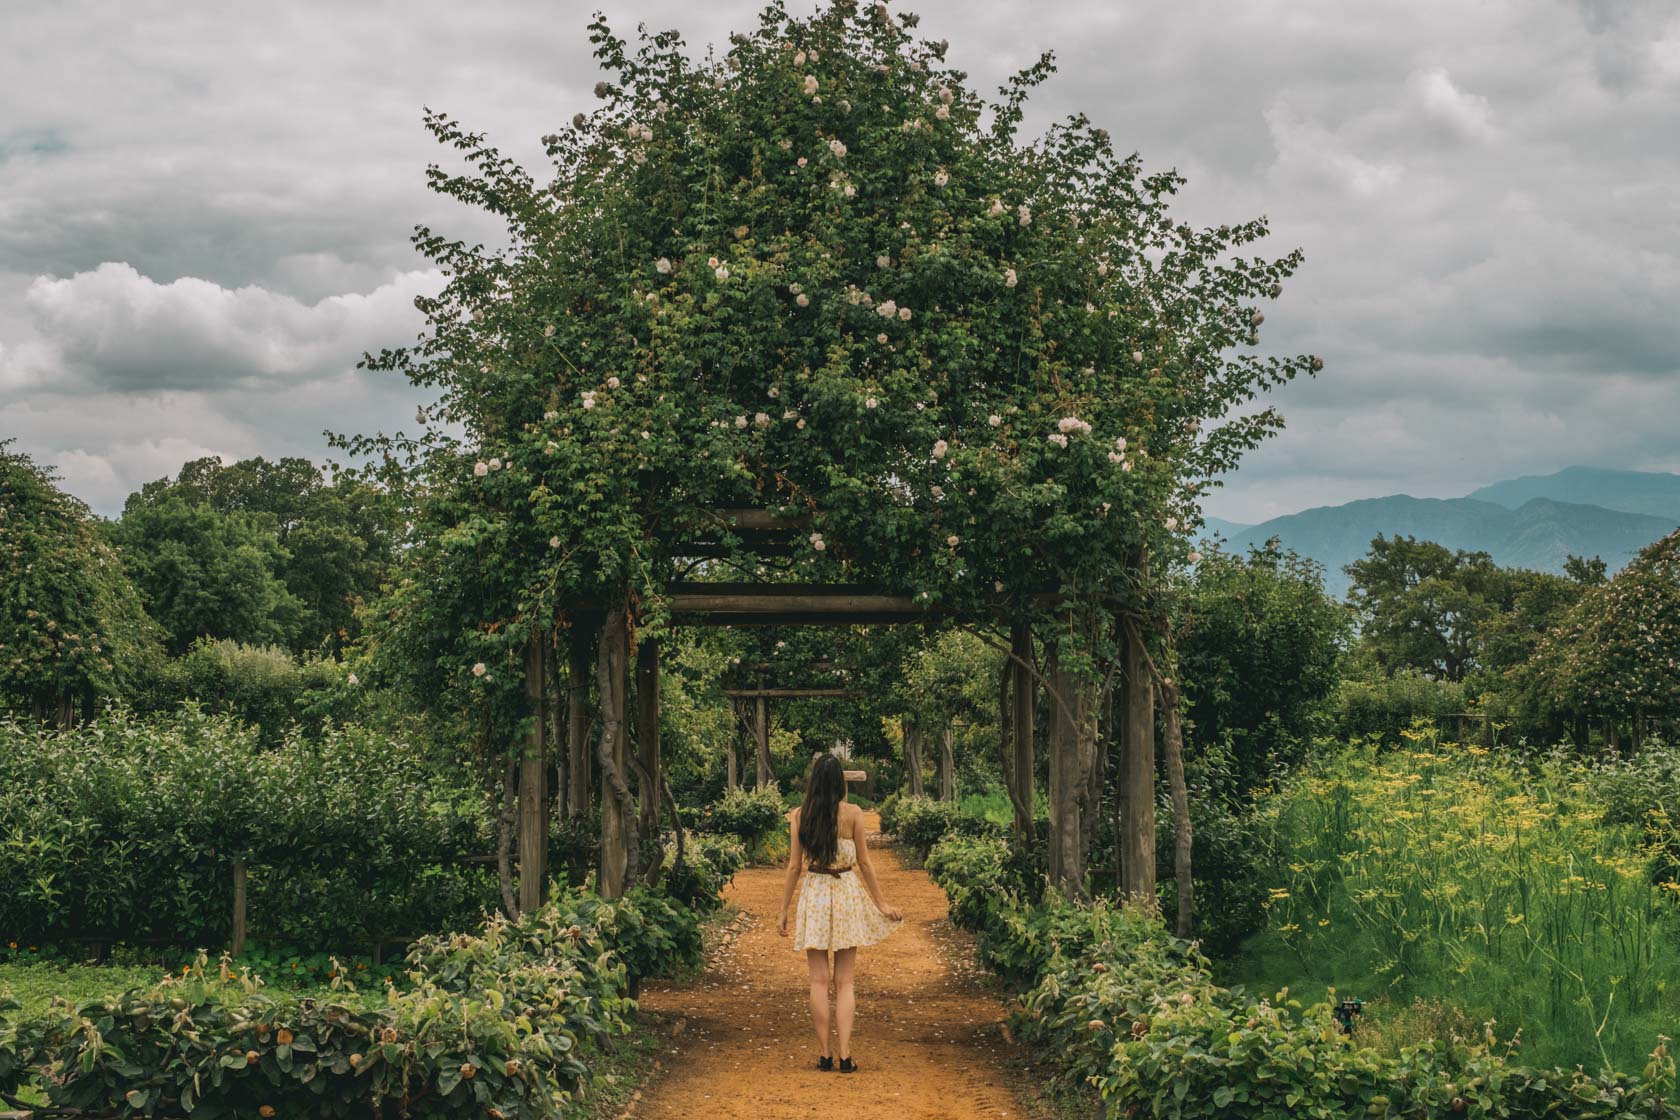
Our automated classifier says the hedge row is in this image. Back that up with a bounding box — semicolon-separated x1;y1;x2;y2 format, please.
925;834;1680;1119
0;886;701;1119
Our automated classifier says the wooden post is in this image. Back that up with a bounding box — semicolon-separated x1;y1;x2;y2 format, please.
597;610;634;898
518;635;548;915
1120;612;1158;906
230;859;247;957
636;637;662;884
726;699;741;791
938;728;956;801
1160;679;1193;937
1010;620;1035;837
566;620;593;818
1046;637;1093;898
754;694;773;788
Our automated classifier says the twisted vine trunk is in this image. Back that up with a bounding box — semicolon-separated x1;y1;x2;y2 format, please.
637;638;664;887
596;609;639;898
565;618;595;818
1119;609;1157;906
1009;620;1036;838
518;634;549;915
938;728;956;801
904;725;925;797
1046;634;1097;900
1159;679;1193;937
754;695;774;788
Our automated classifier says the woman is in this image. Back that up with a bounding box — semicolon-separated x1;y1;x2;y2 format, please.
777;752;902;1072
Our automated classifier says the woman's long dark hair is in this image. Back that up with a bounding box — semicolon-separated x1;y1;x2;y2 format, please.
798;753;847;868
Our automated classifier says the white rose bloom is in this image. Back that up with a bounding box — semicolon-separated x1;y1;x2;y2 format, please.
813;539;826;551
794;50;807;65
1252;310;1265;326
1048;433;1069;448
931;439;948;459
989;199;1005;216
472;662;487;677
877;299;897;318
844;184;856;197
1188;551;1203;564
543;324;556;337
931;485;944;498
796;292;810;307
804;74;819;94
866;397;879;409
939;87;954;104
550;536;562;549
935;105;950;120
755;412;770;426
347;673;360;687
488;457;502;470
877;254;891;268
947;535;960;547
655;257;672;274
708;256;720;268
783;410;797;419
641;430;651;440
606;376;620;389
994;580;1005;593
769;386;780;398
898;306;911;321
829;138;847;157
735;415;748;428
876;332;889;344
1122;460;1134;472
796;418;807;429
1114;436;1128;451
1098;261;1109;276
1004;268;1018;288
1132;350;1144;363
715;265;730;280
933;168;949;187
474;461;489;477
1107;451;1125;464
797;157;808;167
544;410;558;420
988;414;1002;426
1165;517;1179;531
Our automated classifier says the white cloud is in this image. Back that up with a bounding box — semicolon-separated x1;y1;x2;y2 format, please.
1409;67;1496;142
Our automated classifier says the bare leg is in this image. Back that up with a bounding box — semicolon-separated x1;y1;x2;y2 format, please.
832;947;856;1060
805;949;832;1057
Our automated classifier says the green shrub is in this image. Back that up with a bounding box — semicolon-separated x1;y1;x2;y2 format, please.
696;786;786;859
659;833;745;913
876;791;903;835
0;708;494;950
925;834;1019;934
1329;668;1465;744
892;797;960;859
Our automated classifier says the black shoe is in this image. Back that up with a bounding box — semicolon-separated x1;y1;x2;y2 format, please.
816;1055;834;1071
838;1057;857;1074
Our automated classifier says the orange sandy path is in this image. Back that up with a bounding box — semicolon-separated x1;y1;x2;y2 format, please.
628;813;1029;1120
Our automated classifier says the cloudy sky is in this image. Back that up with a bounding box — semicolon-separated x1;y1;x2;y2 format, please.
4;0;1678;523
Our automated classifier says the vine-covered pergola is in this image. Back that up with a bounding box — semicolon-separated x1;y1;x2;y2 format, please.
349;0;1317;924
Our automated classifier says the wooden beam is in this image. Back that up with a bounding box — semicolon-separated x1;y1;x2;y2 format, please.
669;582;932;621
724;688;862;699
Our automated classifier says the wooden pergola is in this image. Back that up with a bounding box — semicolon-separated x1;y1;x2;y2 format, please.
723;686;864;789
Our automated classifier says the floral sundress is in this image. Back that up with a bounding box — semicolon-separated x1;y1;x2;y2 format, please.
793;827;900;952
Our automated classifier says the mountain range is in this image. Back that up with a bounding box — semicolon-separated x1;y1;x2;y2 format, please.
1206;467;1680;598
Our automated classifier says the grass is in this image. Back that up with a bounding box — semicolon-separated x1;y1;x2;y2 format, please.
1231;729;1680;1072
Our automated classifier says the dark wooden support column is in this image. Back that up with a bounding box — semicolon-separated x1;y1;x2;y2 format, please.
636;636;662;883
1120;609;1158;905
754;694;773;788
938;728;956;801
904;726;925;797
726;698;741;791
1009;620;1035;838
566;619;593;818
519;634;548;914
597;610;636;898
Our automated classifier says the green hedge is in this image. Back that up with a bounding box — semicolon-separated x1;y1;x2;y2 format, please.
0;883;708;1119
0;709;495;951
926;834;1680;1119
694;786;786;859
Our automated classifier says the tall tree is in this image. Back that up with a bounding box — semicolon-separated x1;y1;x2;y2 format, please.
0;444;161;721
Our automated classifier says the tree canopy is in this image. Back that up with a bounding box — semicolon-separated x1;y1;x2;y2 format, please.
350;0;1317;710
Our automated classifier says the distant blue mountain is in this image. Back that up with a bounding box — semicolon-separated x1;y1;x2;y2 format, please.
1467;466;1680;521
1212;478;1677;598
1201;515;1252;539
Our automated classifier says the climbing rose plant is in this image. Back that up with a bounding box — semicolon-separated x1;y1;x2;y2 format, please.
349;0;1318;696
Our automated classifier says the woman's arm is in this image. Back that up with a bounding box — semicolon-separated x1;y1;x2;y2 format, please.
777;808;803;936
851;811;902;921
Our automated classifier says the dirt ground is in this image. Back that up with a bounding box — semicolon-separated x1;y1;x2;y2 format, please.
627;813;1035;1120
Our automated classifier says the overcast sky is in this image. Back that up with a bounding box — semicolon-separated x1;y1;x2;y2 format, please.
3;0;1677;523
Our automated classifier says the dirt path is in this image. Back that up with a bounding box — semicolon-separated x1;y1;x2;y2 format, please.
628;813;1029;1120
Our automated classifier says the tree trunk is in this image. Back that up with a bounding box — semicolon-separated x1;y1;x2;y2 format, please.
566;620;593;818
1119;614;1158;906
938;728;956;801
496;753;519;917
1160;680;1193;937
518;634;548;915
596;609;638;898
754;694;774;788
1046;636;1096;900
636;637;664;887
904;726;925;797
1010;620;1036;837
1080;687;1108;874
